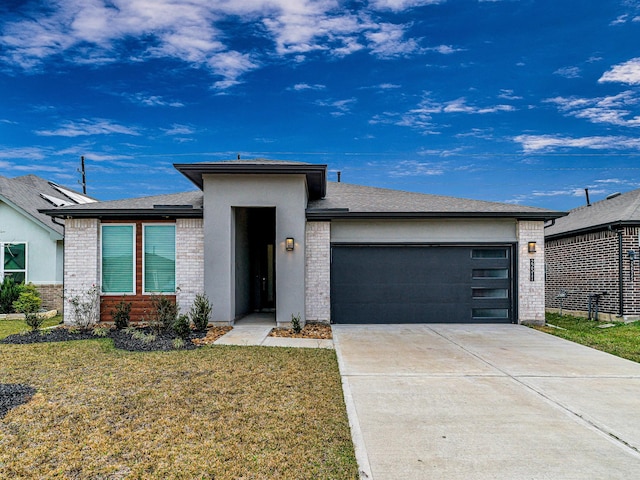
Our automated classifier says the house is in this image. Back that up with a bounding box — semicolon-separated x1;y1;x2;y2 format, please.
545;188;640;321
41;160;563;326
0;174;96;311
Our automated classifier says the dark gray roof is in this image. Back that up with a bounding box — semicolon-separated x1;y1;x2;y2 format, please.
0;174;94;236
307;182;564;220
41;190;203;219
545;188;640;238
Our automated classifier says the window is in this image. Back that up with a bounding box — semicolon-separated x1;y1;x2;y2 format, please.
472;288;508;299
143;225;175;294
101;225;135;294
472;268;509;279
472;308;509;318
471;249;508;259
2;243;27;283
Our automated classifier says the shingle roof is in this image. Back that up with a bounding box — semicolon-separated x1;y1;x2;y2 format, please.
307;182;563;219
545;188;640;238
0;174;94;236
41;190;204;218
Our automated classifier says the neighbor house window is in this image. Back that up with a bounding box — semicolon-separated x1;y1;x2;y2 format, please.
2;243;27;283
143;224;175;294
101;225;135;294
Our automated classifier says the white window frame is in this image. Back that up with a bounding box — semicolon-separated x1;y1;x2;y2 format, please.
100;224;136;295
142;223;176;295
1;242;28;283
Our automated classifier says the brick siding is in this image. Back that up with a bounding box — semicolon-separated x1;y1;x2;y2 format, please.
176;218;204;315
305;221;331;324
35;284;63;312
518;220;546;324
545;227;640;318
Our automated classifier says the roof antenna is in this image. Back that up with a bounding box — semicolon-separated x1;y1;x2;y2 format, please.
585;188;591;207
337;171;341;183
77;156;87;194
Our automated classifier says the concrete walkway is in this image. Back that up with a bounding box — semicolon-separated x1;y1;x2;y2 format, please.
333;324;640;480
213;313;333;349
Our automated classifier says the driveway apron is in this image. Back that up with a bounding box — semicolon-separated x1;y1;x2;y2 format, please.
333;324;640;480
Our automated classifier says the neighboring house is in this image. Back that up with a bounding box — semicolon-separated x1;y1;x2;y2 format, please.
0;174;96;311
545;189;640;320
42;160;563;326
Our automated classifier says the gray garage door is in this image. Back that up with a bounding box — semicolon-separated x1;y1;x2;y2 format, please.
331;245;514;324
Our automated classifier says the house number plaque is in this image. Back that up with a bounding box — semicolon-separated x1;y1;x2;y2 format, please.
530;258;535;281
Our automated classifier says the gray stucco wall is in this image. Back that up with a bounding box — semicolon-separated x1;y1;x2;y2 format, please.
331;218;517;243
203;174;307;325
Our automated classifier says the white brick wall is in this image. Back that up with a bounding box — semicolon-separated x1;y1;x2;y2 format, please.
63;218;100;325
517;220;545;324
176;218;204;314
305;221;331;324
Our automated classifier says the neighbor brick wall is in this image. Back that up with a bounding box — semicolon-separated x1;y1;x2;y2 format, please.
176;218;204;315
305;221;331;324
518;220;545;325
63;218;100;325
35;284;63;312
545;227;640;317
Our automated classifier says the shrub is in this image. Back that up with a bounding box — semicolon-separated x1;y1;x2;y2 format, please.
66;285;100;329
189;293;212;332
13;291;43;331
148;294;178;334
173;314;191;339
0;276;22;314
291;312;302;334
111;297;131;330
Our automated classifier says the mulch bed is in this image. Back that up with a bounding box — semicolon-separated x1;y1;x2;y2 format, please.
268;323;332;339
1;325;228;352
0;383;36;419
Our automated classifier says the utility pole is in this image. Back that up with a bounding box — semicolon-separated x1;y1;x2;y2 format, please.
78;156;87;194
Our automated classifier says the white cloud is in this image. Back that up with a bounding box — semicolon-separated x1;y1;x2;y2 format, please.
513;134;640;153
0;147;47;160
498;89;522;100
291;83;326;91
365;22;421;58
426;45;464;55
599;58;640;85
377;83;401;89
554;66;581;78
369;0;444;11
545;91;640;127
162;124;196;135
316;97;357;116
610;14;629;26
389;160;445;177
125;93;184;107
35;118;141;137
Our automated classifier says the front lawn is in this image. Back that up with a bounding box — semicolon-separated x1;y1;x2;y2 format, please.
0;338;357;479
0;315;62;339
536;312;640;363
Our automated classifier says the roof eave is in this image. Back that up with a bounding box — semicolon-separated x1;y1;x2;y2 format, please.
545;220;640;240
40;208;203;220
1;194;64;238
174;163;327;200
306;210;567;221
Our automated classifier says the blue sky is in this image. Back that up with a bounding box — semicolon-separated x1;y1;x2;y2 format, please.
1;0;640;210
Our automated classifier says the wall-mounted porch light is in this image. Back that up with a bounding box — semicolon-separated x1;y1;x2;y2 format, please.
286;237;295;251
528;241;537;254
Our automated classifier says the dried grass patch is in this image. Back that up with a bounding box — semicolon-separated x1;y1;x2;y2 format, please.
0;340;357;479
191;326;233;346
269;323;333;339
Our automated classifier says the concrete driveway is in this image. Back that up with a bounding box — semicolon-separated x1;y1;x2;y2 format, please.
332;324;640;480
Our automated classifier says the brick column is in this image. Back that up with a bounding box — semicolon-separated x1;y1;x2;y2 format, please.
305;221;331;324
63;218;100;325
176;218;204;314
518;220;545;325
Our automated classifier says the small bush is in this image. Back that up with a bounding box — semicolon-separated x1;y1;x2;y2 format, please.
13;291;43;331
173;314;191;339
189;293;212;332
0;276;23;314
111;297;131;330
149;294;178;334
92;326;109;337
172;337;186;350
291;312;302;334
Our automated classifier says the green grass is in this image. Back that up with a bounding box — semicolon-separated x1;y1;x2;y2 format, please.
536;312;640;363
0;315;63;339
0;337;358;479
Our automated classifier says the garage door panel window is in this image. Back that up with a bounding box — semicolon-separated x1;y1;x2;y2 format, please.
472;288;508;298
472;268;509;279
471;249;508;259
472;308;509;318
